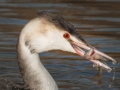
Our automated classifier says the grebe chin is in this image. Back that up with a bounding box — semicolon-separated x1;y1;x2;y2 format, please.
17;12;116;90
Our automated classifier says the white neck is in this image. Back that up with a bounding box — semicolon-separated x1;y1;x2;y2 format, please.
17;38;58;90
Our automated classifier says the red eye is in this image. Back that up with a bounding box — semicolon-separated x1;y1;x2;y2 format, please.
63;33;70;39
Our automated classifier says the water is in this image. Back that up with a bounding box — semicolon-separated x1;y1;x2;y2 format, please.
0;0;120;90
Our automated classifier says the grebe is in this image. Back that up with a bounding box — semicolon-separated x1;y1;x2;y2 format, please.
17;12;116;90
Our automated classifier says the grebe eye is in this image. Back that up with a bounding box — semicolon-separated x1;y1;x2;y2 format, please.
63;33;70;39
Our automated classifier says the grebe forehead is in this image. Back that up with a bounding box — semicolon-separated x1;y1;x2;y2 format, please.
38;11;86;43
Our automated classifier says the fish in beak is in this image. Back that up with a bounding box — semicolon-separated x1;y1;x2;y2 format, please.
69;38;116;72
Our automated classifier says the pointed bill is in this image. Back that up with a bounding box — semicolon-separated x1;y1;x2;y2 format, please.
70;41;116;72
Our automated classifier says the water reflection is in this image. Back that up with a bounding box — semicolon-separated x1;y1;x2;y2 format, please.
0;1;120;90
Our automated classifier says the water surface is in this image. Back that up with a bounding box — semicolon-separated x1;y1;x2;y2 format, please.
0;0;120;90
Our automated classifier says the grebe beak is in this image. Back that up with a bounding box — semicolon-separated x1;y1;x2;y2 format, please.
70;40;116;72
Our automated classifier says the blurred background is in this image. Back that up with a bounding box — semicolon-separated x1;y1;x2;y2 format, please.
0;0;120;90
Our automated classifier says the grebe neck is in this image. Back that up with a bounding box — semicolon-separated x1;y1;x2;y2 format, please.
17;37;58;90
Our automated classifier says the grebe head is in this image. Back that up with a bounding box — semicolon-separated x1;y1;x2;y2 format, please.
20;12;86;53
19;12;116;71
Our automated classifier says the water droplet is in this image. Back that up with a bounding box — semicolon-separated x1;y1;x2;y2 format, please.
112;67;116;81
108;67;116;88
107;69;111;73
109;84;112;88
112;77;115;80
93;64;96;67
112;61;116;64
